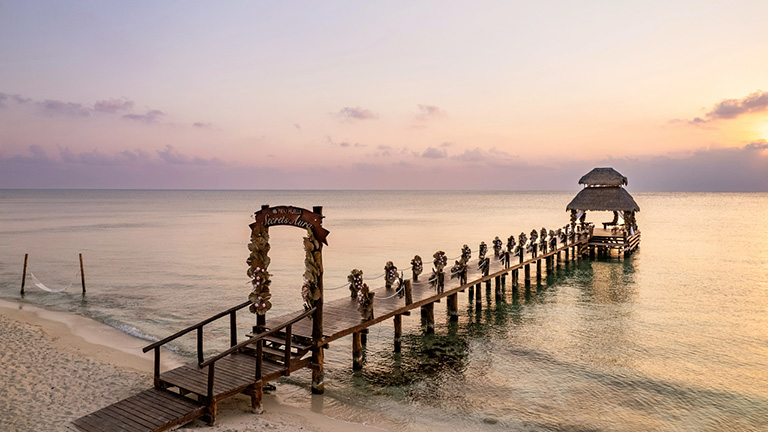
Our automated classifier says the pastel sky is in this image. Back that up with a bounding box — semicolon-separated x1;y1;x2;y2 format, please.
1;1;767;190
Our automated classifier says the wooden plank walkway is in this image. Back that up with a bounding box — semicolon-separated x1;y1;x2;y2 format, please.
72;228;597;431
267;231;593;345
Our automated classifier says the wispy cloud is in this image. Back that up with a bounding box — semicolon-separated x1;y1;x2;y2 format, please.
691;90;768;123
93;98;134;113
416;104;445;121
421;146;447;159
122;109;165;123
39;99;91;117
336;106;378;120
192;121;214;129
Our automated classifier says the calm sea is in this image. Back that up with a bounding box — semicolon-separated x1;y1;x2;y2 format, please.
1;190;767;431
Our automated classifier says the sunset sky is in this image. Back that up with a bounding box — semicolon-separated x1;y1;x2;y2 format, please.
1;1;767;190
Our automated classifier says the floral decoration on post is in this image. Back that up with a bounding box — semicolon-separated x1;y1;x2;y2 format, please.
461;244;471;261
451;258;468;285
347;269;364;299
479;242;487;260
384;261;398;289
248;266;272;314
302;228;323;311
411;255;423;281
549;230;557;250
357;282;375;320
507;235;516;255
519;232;530;254
529;229;539;254
492;236;503;258
570;210;578;230
247;223;272;315
431;251;447;292
539;227;548;252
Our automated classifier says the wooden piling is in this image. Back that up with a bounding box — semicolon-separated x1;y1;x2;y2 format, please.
404;280;413;306
423;303;435;333
21;253;28;296
393;314;402;352
494;276;502;300
475;282;481;306
536;259;542;282
352;331;363;370
311;206;325;395
79;253;86;294
524;264;531;287
447;293;458;321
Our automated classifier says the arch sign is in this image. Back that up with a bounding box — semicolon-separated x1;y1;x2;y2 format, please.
252;206;329;245
246;205;329;318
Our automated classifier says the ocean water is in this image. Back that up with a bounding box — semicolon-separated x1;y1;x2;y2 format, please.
1;189;767;431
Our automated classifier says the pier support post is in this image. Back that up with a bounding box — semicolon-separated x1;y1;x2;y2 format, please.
494;276;502;300
352;331;364;370
524;264;531;287
447;293;458;321
249;382;263;414
536;259;542;282
422;303;435;333
475;282;482;307
394;314;402;352
311;206;325;395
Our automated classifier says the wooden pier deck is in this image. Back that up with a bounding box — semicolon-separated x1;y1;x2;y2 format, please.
72;226;599;431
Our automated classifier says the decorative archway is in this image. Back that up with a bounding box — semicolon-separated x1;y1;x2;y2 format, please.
245;204;329;393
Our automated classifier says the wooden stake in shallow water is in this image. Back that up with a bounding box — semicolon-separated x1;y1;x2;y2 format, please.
79;253;86;294
21;253;28;296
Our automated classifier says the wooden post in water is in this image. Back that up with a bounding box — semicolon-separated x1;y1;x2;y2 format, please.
311;206;325;394
21;254;28;296
475;282;481;307
536;259;542;282
524;264;531;287
422;302;435;333
447;293;458;321
79;253;86;294
393;314;402;352
352;331;363;370
494;276;502;300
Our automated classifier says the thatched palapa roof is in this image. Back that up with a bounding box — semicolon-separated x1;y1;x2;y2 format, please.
566;183;640;212
579;167;627;187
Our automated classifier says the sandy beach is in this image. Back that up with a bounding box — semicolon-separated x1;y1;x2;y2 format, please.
0;300;384;432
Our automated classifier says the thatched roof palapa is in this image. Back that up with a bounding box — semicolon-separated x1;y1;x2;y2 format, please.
566;187;640;212
579;167;627;187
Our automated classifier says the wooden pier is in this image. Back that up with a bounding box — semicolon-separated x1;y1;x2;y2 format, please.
72;169;642;431
71;224;599;431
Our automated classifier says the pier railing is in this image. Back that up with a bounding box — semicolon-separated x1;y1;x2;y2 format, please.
142;299;253;387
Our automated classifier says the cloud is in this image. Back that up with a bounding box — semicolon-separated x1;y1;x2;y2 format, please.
421;147;448;159
0;92;31;107
122;109;165;123
157;145;223;165
39;99;91;117
416;104;445;121
293;123;301;130
192;121;214;129
690;90;768;123
336;106;378;120
93;98;134;113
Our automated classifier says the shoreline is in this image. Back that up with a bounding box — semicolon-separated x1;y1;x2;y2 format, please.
0;299;386;432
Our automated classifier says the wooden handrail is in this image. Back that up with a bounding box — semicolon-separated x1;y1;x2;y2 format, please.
142;300;252;353
199;307;316;368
